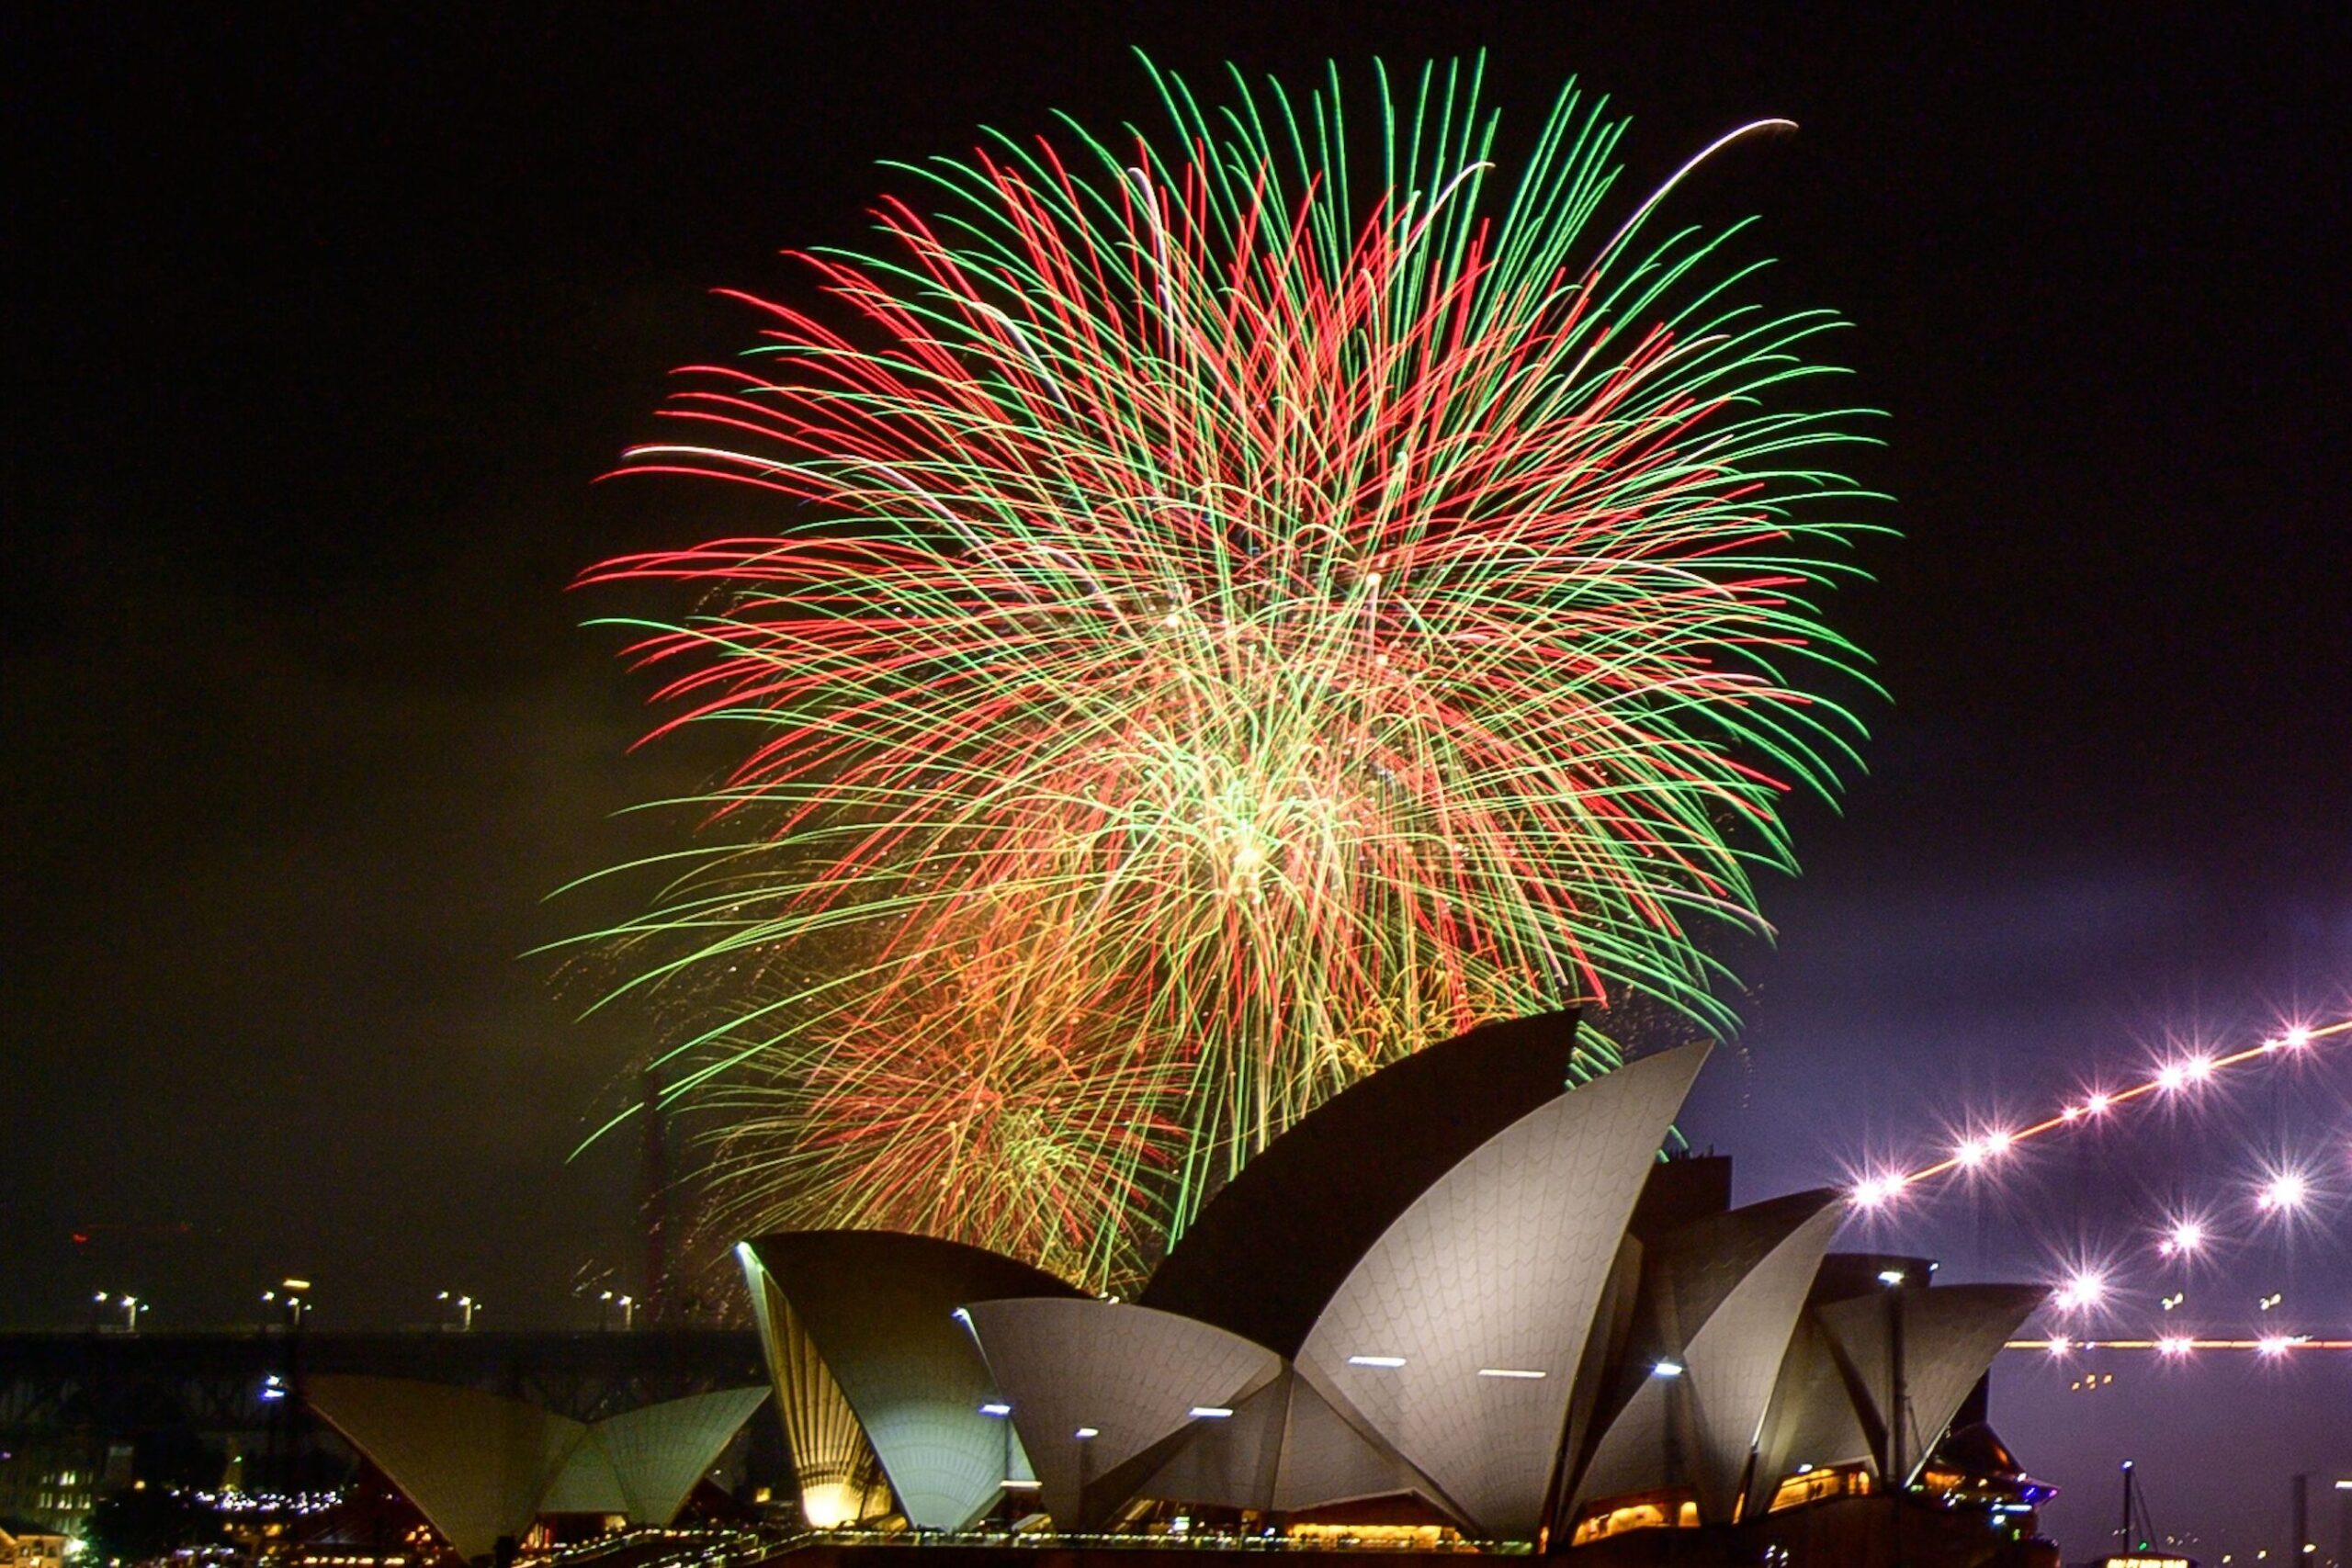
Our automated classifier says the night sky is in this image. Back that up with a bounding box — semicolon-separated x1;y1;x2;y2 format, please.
6;3;2347;1556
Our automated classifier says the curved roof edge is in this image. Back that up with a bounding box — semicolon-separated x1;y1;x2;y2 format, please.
961;1298;1283;1529
1299;1041;1710;1540
1566;1189;1845;1525
1142;1007;1585;1358
306;1375;583;1561
739;1231;1085;1531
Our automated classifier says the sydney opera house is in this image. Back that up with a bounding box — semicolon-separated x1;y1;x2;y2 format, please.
737;1010;2054;1558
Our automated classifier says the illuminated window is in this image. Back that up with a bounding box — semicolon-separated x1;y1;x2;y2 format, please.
1571;1491;1701;1544
1767;1464;1876;1513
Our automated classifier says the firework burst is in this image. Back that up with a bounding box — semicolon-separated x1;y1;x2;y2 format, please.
571;57;1884;1287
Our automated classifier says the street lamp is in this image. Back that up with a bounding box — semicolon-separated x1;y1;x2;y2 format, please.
436;1292;479;1330
599;1292;635;1330
263;1280;312;1327
119;1295;144;1331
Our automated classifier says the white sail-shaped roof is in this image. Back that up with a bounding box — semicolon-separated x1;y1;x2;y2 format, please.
307;1376;584;1561
1813;1283;2047;1485
1570;1190;1844;1523
1295;1043;1709;1538
1744;1308;1876;1515
960;1298;1283;1529
590;1385;774;1522
308;1378;766;1558
738;1231;1085;1530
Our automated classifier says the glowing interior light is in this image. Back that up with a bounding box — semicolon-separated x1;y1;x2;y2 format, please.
2256;1335;2293;1357
2282;1025;2312;1049
1347;1355;1407;1368
1956;1139;1987;1167
1477;1368;1547;1380
2046;1336;2072;1357
2168;1221;2205;1252
2185;1055;2214;1080
978;1402;1012;1416
1074;1427;1099;1439
1651;1359;1686;1378
1985;1129;2013;1153
2156;1336;2193;1356
2156;1064;2188;1091
2085;1091;2112;1114
1188;1405;1234;1418
1002;1478;1040;1490
1876;1269;1907;1286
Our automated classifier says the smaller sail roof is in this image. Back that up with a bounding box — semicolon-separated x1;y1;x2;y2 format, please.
307;1377;769;1561
741;1230;1085;1530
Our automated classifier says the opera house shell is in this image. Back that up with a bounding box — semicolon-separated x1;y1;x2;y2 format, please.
304;1377;772;1560
739;1010;2045;1549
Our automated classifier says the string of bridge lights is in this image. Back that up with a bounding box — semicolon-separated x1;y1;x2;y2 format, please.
1838;1014;2349;1357
1847;1016;2346;1211
2005;1336;2351;1358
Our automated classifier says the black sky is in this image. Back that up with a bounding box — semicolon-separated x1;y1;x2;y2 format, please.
5;2;2347;1553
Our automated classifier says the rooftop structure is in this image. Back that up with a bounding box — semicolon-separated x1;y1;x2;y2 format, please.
738;1009;2046;1549
304;1376;769;1560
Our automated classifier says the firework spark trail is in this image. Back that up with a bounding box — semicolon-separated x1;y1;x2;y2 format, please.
568;58;1885;1287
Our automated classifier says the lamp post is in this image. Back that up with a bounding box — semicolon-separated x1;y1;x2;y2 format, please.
978;1402;1012;1525
263;1279;311;1328
436;1292;478;1330
1883;1269;1910;1568
1075;1426;1098;1529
